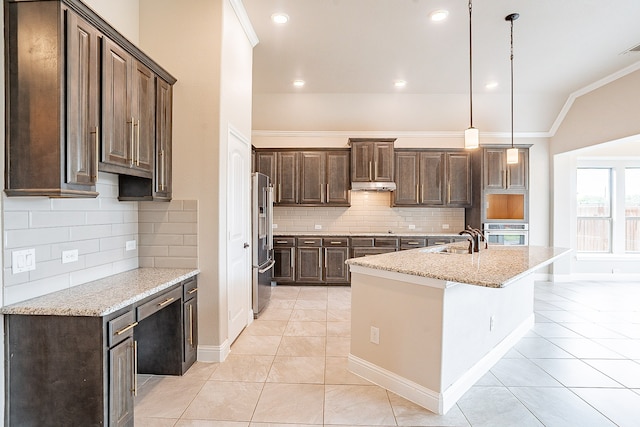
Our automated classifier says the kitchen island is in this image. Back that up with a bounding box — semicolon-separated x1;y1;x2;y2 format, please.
345;244;570;415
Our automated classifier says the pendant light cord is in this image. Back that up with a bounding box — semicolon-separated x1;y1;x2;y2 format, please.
510;17;514;149
468;0;473;128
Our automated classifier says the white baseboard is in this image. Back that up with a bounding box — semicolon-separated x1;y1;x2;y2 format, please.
348;314;535;415
197;340;230;363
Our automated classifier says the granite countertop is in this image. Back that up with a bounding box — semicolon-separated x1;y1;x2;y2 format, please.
346;244;571;288
1;268;200;317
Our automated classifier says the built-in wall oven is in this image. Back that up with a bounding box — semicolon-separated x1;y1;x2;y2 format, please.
483;223;528;246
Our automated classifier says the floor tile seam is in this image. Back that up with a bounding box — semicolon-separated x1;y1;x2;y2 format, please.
382;389;400;426
498;386;547;427
173;377;213;423
564;386;622;426
528;358;628;389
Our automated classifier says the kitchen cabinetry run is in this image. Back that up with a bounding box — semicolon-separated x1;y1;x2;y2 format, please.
255;149;350;207
393;150;471;207
350;236;399;258
323;238;350;283
350;138;395;183
296;238;324;283
4;274;198;426
4;0;176;200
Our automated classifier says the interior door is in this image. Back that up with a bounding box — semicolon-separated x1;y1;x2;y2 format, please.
227;127;251;344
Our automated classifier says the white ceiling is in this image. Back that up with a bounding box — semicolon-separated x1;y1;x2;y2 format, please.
243;0;640;134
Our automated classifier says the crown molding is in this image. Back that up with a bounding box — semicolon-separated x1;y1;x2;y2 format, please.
252;130;550;139
549;60;640;136
229;0;259;47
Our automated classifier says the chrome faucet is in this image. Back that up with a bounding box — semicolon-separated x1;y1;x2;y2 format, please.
466;225;488;252
458;230;475;254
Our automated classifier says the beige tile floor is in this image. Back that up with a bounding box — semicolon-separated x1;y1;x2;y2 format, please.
135;281;640;426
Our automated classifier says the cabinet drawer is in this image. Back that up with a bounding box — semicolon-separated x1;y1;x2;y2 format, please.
323;237;348;247
427;237;453;246
374;237;399;247
400;237;426;249
137;287;182;322
296;237;322;247
183;277;198;301
108;310;137;347
274;237;295;247
350;237;374;247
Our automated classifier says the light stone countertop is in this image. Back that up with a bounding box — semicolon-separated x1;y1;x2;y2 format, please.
346;244;571;288
275;232;464;237
1;268;200;317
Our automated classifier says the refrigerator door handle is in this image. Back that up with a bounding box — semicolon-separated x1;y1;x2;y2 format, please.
266;186;274;251
258;259;276;274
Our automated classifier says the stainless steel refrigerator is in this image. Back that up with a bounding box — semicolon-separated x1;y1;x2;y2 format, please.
251;172;274;317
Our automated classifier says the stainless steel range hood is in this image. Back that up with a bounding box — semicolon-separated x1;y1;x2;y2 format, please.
351;181;396;191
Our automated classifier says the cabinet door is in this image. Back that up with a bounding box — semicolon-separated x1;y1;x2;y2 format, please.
296;247;323;283
102;38;131;169
393;152;419;205
273;247;295;283
484;149;506;189
351;141;373;182
131;60;155;175
255;151;277;183
276;152;298;204
299;152;325;204
66;10;100;188
447;152;472;206
420;152;445;205
324;247;349;283
183;298;197;368
506;149;528;190
109;337;134;427
373;142;394;182
326;151;350;205
154;79;172;199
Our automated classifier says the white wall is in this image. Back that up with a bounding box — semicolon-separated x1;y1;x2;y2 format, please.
139;0;254;360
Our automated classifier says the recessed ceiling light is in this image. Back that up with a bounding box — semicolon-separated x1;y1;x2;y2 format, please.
485;81;499;90
429;10;449;22
394;80;407;88
271;13;289;24
293;79;305;88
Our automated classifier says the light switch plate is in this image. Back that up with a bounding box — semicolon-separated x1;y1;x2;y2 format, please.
314;224;322;230
12;248;36;274
126;240;137;251
62;249;79;264
442;224;450;230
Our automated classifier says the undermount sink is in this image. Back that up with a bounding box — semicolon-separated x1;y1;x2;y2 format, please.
434;247;470;255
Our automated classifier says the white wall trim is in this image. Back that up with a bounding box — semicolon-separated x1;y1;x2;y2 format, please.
549;60;640;136
229;0;259;47
252;130;550;139
198;341;230;363
347;314;533;416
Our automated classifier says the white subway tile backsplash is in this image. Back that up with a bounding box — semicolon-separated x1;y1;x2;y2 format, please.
154;257;197;269
273;191;465;234
5;227;70;249
68;225;113;241
85;248;126;268
168;211;197;223
51;197;102;211
4;273;71;305
139;234;184;246
3;197;52;212
86;210;124;225
69;264;115;287
30;211;86;228
4;212;29;230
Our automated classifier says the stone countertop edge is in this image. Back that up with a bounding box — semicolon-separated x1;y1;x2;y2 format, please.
345;245;572;289
1;268;200;317
275;232;463;237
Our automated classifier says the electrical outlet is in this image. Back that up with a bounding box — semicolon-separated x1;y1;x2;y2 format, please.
126;240;137;251
314;224;322;230
62;249;79;264
272;223;278;229
370;326;380;344
408;224;416;230
490;316;495;331
12;249;36;274
442;224;450;230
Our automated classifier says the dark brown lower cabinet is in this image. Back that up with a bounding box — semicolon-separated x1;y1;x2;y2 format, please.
4;276;197;426
274;246;295;283
324;246;349;283
296;246;324;283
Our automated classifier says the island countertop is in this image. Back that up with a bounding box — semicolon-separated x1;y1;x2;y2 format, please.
1;268;200;317
345;245;571;288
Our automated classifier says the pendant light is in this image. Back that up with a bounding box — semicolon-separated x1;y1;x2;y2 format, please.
505;13;519;164
464;0;479;149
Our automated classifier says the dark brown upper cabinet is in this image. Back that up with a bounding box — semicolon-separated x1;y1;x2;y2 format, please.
350;139;395;183
483;148;528;191
393;150;471;207
4;0;176;199
5;2;101;197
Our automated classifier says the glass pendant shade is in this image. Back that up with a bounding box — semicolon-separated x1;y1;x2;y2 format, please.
506;147;519;164
464;127;479;149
